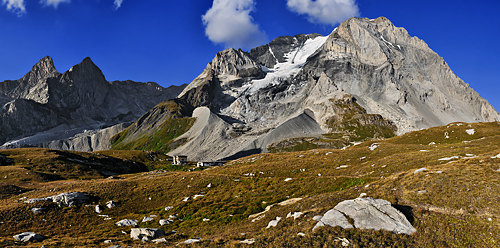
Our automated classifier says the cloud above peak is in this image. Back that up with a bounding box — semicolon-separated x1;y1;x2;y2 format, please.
202;0;267;49
2;0;25;16
287;0;359;26
40;0;71;8
113;0;123;10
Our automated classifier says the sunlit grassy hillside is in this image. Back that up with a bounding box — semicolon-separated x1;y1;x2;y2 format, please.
0;122;499;247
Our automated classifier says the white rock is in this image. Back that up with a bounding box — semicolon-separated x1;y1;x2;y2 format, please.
413;168;427;174
266;217;282;228
491;153;500;159
115;219;138;227
31;208;45;214
130;228;165;240
152;238;168;243
284;178;292;182
95;205;102;213
465;129;475;135
207;183;212;188
182;197;190;202
240;238;255;244
316;197;416;235
193;194;204;199
438;156;460;161
286;212;303;220
104;239;113;244
359;193;367;198
335;237;350;247
13;232;44;242
297;232;306;237
369;143;379;151
159;219;173;226
180;238;201;244
106;200;117;208
142;217;154;222
312;215;323;221
164;206;173;211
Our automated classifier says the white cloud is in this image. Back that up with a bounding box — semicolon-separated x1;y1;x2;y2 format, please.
202;0;267;49
2;0;26;16
40;0;71;8
287;0;359;26
114;0;123;10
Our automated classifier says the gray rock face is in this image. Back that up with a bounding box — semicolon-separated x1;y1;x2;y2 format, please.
314;197;416;235
170;16;499;161
13;232;45;242
130;228;165;240
0;56;185;148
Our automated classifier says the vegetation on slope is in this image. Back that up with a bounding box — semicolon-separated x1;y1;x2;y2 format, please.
268;96;397;153
0;122;499;247
110;98;195;153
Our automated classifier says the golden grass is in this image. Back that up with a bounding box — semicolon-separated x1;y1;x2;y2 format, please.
0;122;499;247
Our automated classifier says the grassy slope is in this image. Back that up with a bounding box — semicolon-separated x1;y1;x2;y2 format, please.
110;99;196;153
0;122;499;247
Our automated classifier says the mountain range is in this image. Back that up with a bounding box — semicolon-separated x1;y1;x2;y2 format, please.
1;17;499;162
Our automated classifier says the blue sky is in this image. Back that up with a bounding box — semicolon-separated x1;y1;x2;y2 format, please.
1;0;499;111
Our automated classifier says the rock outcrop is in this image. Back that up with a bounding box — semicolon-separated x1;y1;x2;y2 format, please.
0;56;185;149
24;192;90;207
313;197;416;235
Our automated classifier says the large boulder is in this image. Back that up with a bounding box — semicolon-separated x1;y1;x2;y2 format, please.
13;232;45;242
314;197;416;235
130;228;165;240
24;192;90;207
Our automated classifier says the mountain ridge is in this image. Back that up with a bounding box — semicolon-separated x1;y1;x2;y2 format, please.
0;56;186;150
118;16;499;161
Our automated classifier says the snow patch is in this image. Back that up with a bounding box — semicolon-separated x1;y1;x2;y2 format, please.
242;36;327;94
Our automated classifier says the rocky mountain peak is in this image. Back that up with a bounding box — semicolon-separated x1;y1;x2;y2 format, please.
66;57;106;82
23;56;59;80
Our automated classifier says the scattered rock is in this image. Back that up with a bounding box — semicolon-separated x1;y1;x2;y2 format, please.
152;238;168;243
417;190;428;194
207;183;212;188
240;238;255;244
438;156;459;161
106;200;117;208
95;205;102;213
164;206;173;211
491;153;500;159
297;232;306;237
335;237;350;247
466;129;475;135
266;217;282;228
286;212;303;220
284;178;292;182
428;142;436;145
193;194;204;199
413;168;427;174
130;228;165;240
160;219;173;226
203;218;210;221
248;198;302;220
104;239;113;244
312;215;323;221
314;197;416;235
369;143;379;151
142;217;154;222
13;232;45;242
115;219;138;227
179;238;201;245
31;208;45;214
182;197;190;202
